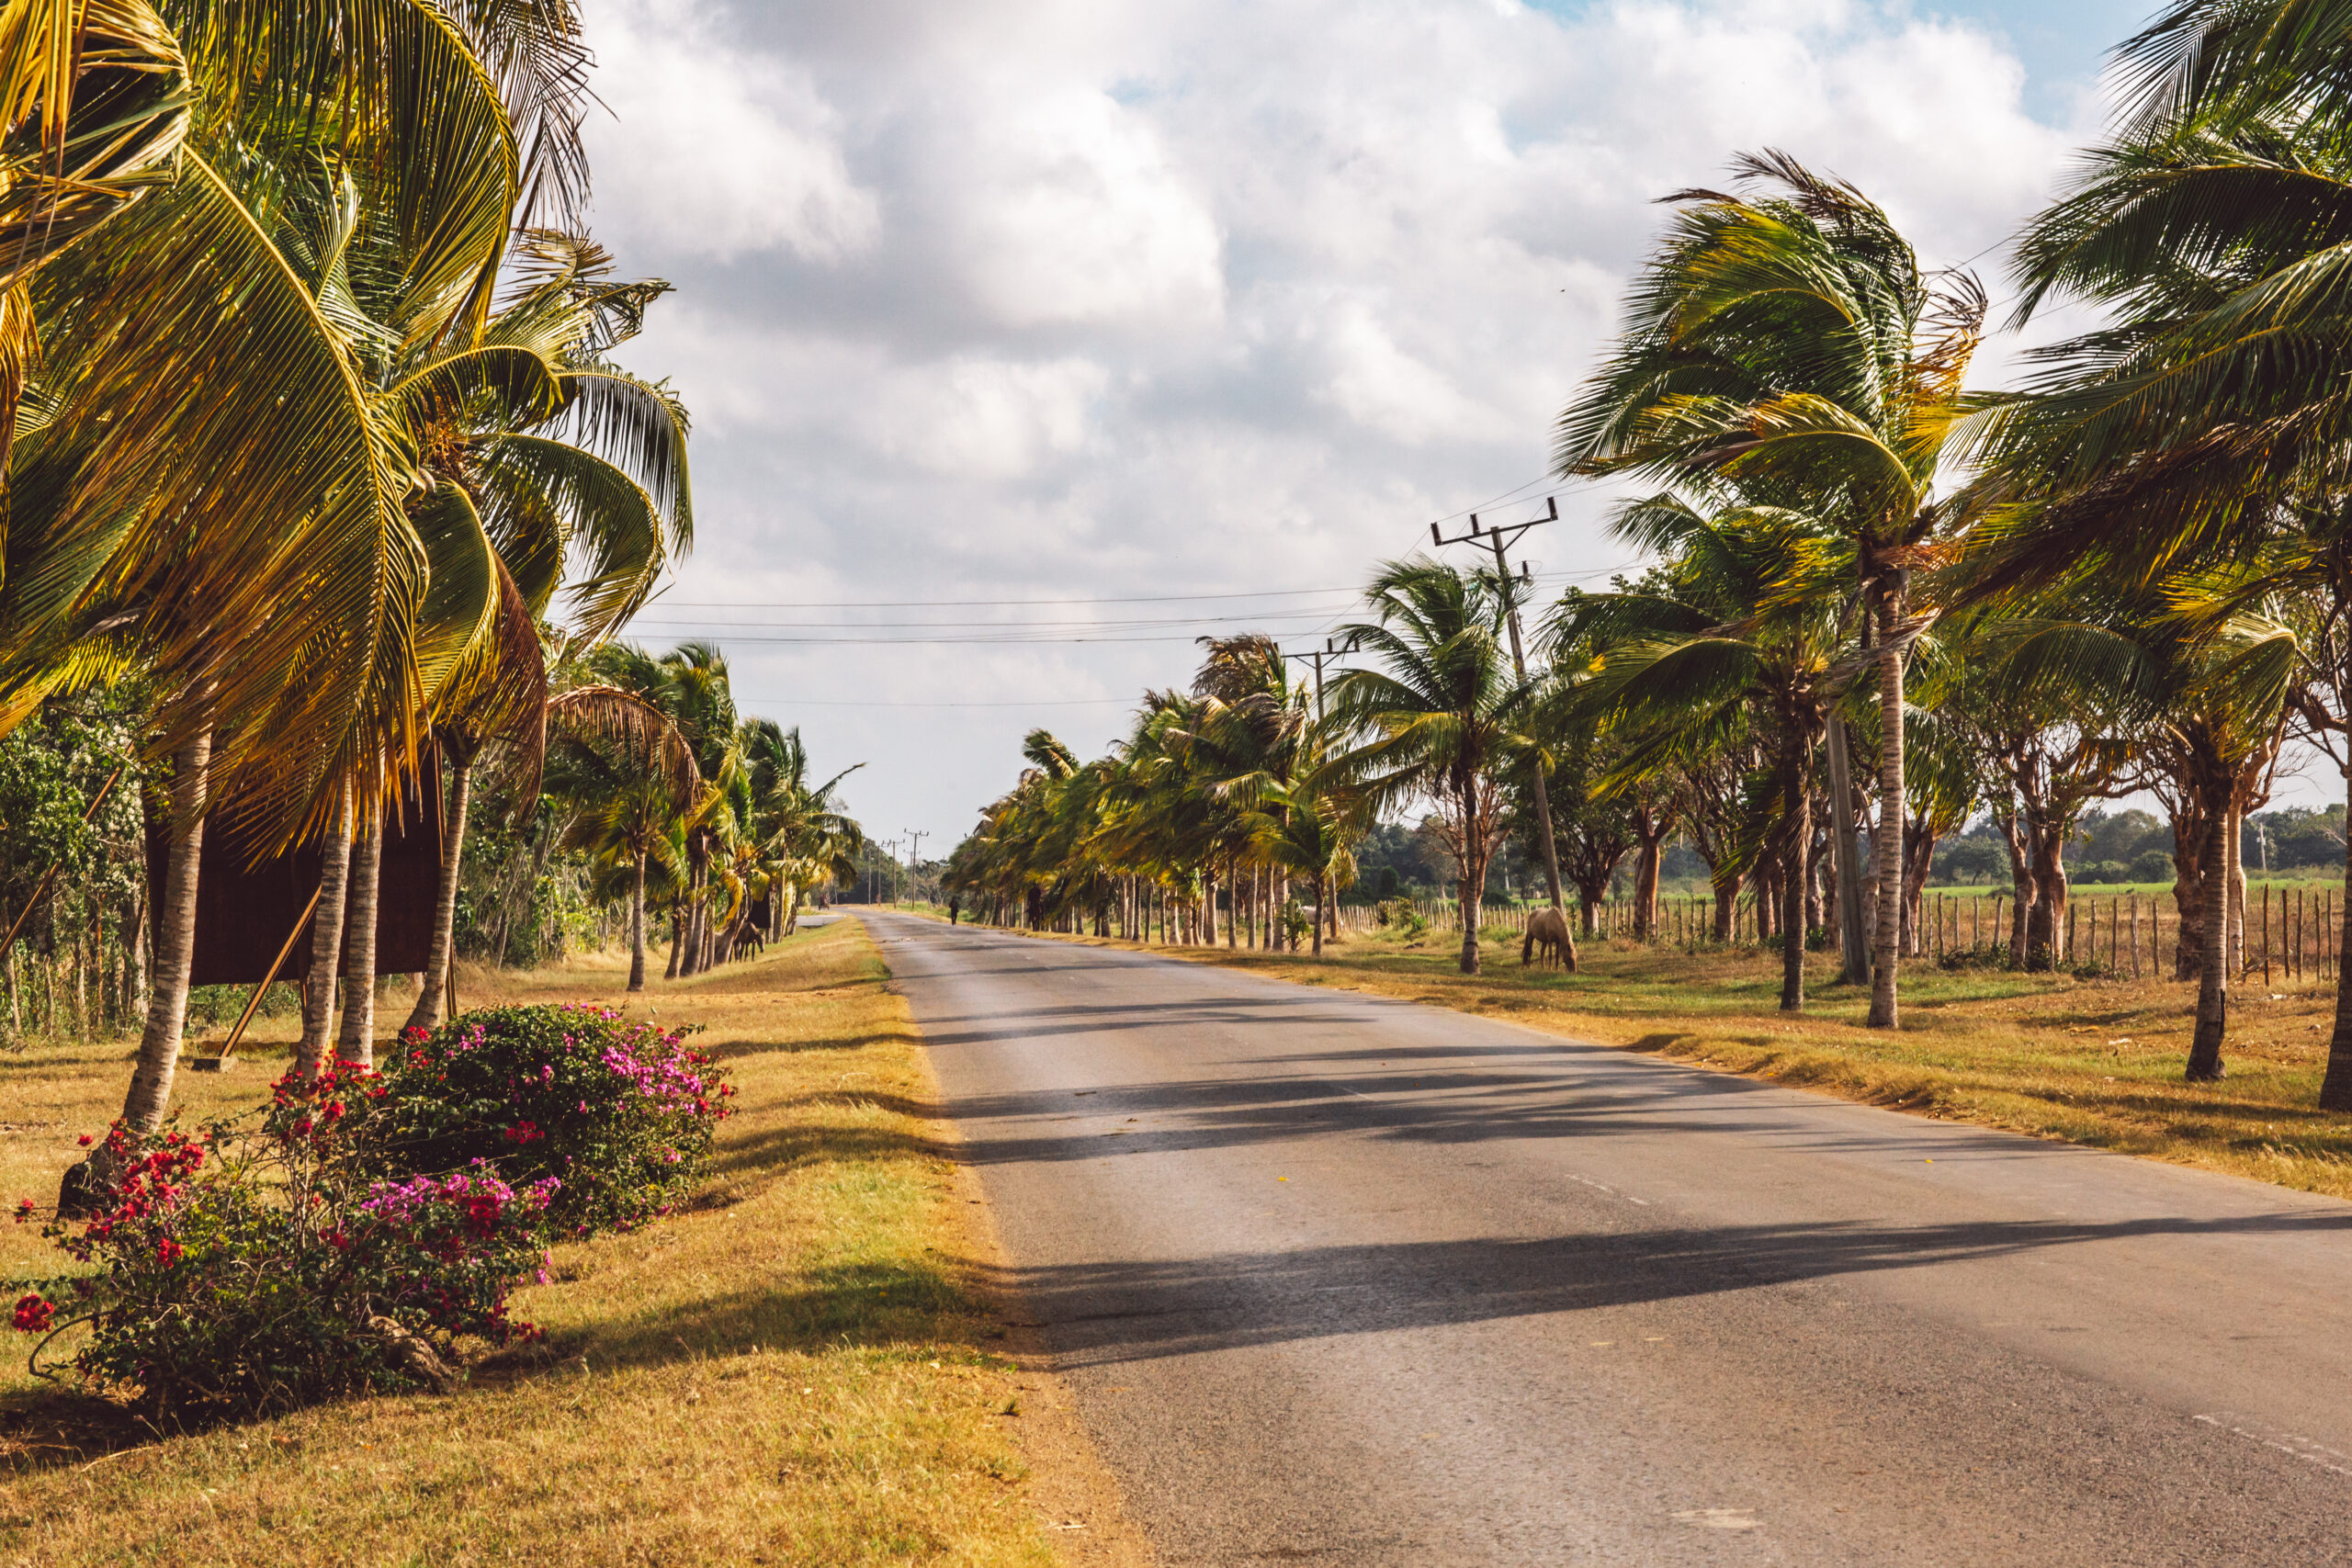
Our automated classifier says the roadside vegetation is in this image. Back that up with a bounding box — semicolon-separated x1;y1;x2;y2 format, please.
0;921;1061;1567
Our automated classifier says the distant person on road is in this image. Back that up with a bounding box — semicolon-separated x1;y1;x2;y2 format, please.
948;897;960;925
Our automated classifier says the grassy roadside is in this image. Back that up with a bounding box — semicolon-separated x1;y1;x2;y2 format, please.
934;912;2352;1202
0;920;1081;1567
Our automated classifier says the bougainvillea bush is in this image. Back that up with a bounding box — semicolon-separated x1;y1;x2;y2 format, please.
353;1004;732;1235
11;1063;556;1425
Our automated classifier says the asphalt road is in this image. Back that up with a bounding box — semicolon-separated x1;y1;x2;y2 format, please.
869;913;2352;1566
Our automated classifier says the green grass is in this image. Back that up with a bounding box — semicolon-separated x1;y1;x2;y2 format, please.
0;922;1063;1567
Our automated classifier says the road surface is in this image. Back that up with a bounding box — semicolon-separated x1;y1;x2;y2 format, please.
869;913;2352;1565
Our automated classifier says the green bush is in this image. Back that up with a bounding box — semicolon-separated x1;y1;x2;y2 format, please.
357;1004;734;1236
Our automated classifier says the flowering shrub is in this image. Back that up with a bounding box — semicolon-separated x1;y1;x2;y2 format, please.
10;1065;556;1425
352;1004;732;1236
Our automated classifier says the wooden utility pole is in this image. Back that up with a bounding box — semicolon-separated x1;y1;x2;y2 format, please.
1433;498;1568;921
903;830;926;908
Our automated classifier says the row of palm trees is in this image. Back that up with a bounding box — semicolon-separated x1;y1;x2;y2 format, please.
950;1;2352;1108
945;570;1557;974
944;634;1362;959
545;641;864;994
0;0;727;1182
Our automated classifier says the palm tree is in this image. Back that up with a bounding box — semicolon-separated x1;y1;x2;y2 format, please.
1555;151;1984;1029
1549;499;1848;1010
1960;7;2349;1090
34;0;545;1165
742;719;863;940
1329;559;1534;976
1255;776;1361;958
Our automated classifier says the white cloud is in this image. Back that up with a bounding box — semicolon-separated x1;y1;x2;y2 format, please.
588;0;878;263
580;0;2101;840
942;90;1225;333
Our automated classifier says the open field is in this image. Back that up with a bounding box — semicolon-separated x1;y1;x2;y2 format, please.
0;921;1117;1568
932;911;2352;1202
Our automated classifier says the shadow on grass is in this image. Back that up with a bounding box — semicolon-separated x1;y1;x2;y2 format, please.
544;1254;993;1376
707;1102;953;1184
707;1029;914;1060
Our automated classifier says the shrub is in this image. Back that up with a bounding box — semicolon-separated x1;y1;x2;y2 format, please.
2129;849;2177;885
12;1066;556;1426
354;1004;732;1236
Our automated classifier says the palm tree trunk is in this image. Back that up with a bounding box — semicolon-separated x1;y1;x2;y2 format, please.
1634;834;1662;941
403;747;472;1036
119;728;210;1132
1867;608;1904;1027
1712;874;1738;942
336;813;382;1067
2319;757;2352;1107
1311;870;1324;957
1781;749;1809;1012
62;728;209;1213
1824;713;1871;983
1458;784;1485;976
297;782;355;1078
664;899;684;978
2229;807;2247;976
2187;796;2233;1081
628;852;649;992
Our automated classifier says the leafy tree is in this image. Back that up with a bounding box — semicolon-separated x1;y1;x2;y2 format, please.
1550;500;1847;1010
1556;151;1984;1028
1329;560;1535;976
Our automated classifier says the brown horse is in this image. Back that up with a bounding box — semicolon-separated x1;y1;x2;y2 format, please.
1521;907;1576;970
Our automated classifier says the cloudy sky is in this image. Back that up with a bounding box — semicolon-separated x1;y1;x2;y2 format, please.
577;0;2176;860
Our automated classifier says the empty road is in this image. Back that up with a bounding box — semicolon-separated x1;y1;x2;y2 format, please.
871;913;2352;1565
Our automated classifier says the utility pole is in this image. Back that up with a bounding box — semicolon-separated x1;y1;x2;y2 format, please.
1433;498;1569;931
904;829;927;908
1284;637;1344;721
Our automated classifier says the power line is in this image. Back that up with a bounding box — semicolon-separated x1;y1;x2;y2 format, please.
657;584;1369;610
653;476;1572;614
647;565;1635;628
630;604;1359;632
740;696;1136;708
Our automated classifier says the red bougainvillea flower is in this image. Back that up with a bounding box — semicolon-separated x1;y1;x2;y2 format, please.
11;1293;54;1333
12;1199;32;1224
154;1237;184;1268
75;1134;94;1147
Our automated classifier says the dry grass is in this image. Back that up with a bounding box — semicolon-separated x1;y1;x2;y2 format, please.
0;921;1067;1567
958;914;2352;1201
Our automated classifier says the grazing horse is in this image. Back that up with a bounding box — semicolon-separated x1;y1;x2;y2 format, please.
1521;907;1576;970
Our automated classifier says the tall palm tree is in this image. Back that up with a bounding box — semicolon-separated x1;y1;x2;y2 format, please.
1961;5;2352;1093
38;0;542;1163
1555;151;1984;1029
1253;775;1361;958
1550;499;1848;1010
1329;559;1534;976
742;719;863;939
